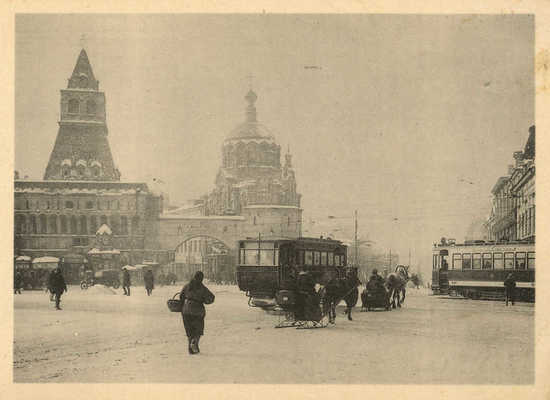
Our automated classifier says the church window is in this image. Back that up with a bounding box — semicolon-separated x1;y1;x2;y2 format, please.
253;216;256;225
15;214;25;234
92;166;100;178
85;201;94;209
111;214;120;235
121;216;128;235
86;100;96;114
70;215;78;234
90;215;98;234
60;215;67;234
68;99;80;114
49;215;58;234
132;216;140;233
62;166;71;178
30;215;37;234
79;215;87;234
65;201;74;209
79;76;88;88
100;215;108;226
39;214;47;234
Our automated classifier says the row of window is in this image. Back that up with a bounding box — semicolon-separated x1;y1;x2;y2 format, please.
445;251;535;270
518;206;535;239
16;198;137;212
14;214;140;235
302;250;345;267
67;98;97;115
238;249;346;267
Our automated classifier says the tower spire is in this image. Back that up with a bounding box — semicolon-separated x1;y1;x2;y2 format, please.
245;89;257;123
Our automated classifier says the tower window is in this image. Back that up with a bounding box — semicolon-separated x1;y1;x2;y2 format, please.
86;100;96;114
68;99;80;114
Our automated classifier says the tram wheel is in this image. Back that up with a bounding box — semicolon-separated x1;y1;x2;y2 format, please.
80;282;88;290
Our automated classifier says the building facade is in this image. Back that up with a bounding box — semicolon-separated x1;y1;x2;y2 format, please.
484;125;535;242
14;49;169;281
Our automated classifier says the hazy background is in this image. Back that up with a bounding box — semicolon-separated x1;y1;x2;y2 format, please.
15;14;534;278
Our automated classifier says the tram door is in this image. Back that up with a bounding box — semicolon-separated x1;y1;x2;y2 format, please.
438;250;449;293
278;244;291;286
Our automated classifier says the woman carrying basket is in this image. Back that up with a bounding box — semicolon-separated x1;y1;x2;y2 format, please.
180;271;215;354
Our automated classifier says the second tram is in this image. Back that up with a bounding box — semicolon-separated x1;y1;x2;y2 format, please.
432;239;535;302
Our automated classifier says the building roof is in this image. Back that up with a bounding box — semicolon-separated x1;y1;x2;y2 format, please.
523;125;535;159
68;49;99;90
226;90;275;140
491;176;510;195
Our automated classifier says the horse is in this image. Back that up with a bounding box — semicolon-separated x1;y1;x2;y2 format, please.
386;265;410;308
322;274;361;323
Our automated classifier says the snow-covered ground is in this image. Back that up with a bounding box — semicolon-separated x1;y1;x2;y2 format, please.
14;284;534;384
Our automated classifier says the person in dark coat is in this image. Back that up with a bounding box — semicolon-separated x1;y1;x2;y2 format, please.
144;269;154;296
122;268;131;296
48;267;67;310
504;273;516;306
14;270;23;294
179;271;215;354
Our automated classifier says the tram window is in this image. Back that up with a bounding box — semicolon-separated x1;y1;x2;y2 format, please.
260;250;275;266
515;252;526;270
328;252;334;266
314;251;321;265
452;254;462;270
493;252;503;269
504;252;514;270
472;253;481;269
321;252;327;266
243;250;259;265
433;255;437;270
528;252;535;269
305;251;313;266
482;253;493;270
462;253;472;269
335;255;341;266
298;250;304;265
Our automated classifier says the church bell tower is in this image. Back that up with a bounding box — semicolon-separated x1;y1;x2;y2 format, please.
44;49;120;181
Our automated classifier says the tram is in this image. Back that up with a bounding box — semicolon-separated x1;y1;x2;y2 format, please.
432;239;535;301
236;236;348;308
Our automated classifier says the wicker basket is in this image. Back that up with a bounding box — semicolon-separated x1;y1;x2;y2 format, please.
167;292;183;312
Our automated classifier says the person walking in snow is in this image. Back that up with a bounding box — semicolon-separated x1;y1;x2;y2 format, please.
504;273;516;306
144;269;154;296
179;271;215;354
48;267;67;310
122;268;131;296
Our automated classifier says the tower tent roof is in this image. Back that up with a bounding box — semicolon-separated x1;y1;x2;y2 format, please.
68;49;99;90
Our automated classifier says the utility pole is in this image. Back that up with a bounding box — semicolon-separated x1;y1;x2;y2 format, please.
408;248;411;267
389;248;392;269
354;210;358;267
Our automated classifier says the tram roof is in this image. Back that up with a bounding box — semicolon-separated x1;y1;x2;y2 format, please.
433;239;534;249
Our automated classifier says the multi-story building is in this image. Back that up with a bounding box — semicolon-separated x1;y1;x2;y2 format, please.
510;126;535;241
484;125;535;242
14;48;169;282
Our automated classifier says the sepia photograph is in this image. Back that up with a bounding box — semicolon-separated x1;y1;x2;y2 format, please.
11;12;538;387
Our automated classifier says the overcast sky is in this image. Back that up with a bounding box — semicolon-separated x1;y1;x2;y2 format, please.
15;14;534;276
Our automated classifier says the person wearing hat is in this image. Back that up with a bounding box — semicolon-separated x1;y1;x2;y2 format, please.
122;267;131;296
48;267;67;310
179;271;215;354
504;273;516;306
